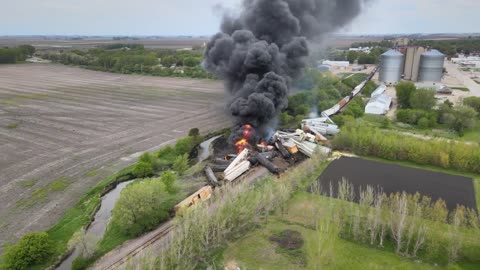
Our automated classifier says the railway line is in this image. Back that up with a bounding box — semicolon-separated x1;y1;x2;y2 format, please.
321;66;378;117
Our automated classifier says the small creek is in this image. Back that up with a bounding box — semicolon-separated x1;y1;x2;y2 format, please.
197;135;221;162
56;180;134;270
56;136;220;269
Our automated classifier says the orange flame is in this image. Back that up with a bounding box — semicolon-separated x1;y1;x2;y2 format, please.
234;125;253;154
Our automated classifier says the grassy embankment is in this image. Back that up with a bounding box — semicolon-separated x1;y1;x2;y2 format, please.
1;130;217;270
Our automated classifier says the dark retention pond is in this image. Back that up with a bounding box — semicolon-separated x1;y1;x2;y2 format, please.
314;157;477;211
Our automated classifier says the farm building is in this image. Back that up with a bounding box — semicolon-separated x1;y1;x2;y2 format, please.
365;94;392;115
322;60;349;70
415;82;452;94
371;84;387;98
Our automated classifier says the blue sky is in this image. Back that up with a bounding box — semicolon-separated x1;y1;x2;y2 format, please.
1;0;478;36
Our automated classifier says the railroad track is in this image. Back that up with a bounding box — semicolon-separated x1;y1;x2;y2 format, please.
103;222;175;270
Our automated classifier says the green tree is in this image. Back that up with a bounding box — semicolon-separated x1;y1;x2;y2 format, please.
110;179;178;236
183;57;200;67
410;89;436;110
463;96;480;114
18;45;36;56
1;232;54;270
188;128;200;137
132;161;153;178
452;106;478;135
395;82;416;108
173;153;189;176
161;171;179;194
347;50;358;63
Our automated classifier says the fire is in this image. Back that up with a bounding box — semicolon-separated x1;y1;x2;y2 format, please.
234;124;253;154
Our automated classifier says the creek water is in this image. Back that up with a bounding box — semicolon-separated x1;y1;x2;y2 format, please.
56;180;134;270
197;135;221;162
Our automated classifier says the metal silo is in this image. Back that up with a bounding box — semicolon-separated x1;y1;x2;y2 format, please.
418;50;445;82
379;50;405;84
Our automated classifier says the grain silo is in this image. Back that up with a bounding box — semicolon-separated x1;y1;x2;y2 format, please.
379;50;405;84
418;50;445;82
403;46;426;81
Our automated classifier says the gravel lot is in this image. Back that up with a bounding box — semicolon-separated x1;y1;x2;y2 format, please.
0;64;229;248
316;157;477;211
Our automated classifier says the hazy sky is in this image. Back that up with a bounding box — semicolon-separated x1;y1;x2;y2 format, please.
1;0;478;36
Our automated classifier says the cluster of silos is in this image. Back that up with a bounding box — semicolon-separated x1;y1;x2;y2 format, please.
379;48;445;84
418;49;445;82
379;50;404;84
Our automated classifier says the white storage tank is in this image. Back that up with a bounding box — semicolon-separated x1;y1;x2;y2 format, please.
418;50;445;82
379;50;405;84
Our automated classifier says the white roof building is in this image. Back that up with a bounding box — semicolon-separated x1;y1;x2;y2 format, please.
365;94;392;115
371;84;387;98
322;60;350;68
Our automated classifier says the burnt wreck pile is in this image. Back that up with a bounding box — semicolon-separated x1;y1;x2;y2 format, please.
204;127;331;184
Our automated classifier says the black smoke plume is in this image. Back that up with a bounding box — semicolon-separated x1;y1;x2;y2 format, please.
204;0;369;144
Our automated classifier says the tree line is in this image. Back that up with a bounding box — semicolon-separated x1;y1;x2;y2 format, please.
0;45;35;64
310;179;480;265
395;82;478;135
39;44;213;79
332;123;480;174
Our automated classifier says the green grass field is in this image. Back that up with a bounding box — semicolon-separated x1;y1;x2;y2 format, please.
220;192;479;270
217;156;480;270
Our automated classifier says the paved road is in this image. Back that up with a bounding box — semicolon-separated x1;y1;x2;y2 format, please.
445;61;480;96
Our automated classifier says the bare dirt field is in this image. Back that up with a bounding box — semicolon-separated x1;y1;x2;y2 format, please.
315;157;477;211
0;64;229;249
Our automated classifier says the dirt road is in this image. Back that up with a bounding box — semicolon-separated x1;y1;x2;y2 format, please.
0;64;229;248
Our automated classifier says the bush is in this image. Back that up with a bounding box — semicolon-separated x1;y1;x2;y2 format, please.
410;89;436;110
396;81;416;108
396;109;437;127
173;154;189;176
161;171;179;194
1;232;54;270
463;96;480;114
132;161;153;178
109;178;179;236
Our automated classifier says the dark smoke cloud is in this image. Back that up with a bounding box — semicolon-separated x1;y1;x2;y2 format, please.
204;0;369;143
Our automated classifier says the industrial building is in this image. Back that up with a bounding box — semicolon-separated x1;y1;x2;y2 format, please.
404;46;427;81
322;60;350;70
418;50;446;82
371;84;387;98
379;47;445;84
451;55;480;68
365;94;392;115
379;49;405;84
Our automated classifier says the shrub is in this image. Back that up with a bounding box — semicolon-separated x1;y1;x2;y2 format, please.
161;171;179;194
395;81;416;108
417;117;430;129
410;89;436;110
173;154;189;176
188;128;200;137
132;161;153;178
463;96;480;114
1;232;54;270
